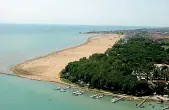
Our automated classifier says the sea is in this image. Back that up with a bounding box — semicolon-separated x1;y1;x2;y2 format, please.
0;24;164;110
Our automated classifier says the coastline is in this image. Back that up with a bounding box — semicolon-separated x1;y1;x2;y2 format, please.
9;34;122;83
1;33;167;104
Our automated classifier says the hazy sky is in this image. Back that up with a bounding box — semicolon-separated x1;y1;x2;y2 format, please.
0;0;169;26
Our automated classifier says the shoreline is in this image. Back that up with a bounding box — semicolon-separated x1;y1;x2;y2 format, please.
9;34;122;82
0;72;167;104
1;33;167;104
12;34;103;67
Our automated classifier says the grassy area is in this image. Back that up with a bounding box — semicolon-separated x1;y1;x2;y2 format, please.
162;46;169;50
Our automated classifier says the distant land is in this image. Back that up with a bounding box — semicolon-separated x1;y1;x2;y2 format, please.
84;27;169;38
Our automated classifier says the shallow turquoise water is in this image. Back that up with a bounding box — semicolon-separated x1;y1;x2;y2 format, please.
0;74;165;110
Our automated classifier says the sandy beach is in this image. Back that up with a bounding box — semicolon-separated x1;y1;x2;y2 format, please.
10;34;122;83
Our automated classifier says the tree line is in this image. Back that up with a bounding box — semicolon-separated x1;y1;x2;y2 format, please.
61;37;169;96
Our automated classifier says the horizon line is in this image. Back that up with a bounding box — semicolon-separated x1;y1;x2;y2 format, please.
0;23;168;28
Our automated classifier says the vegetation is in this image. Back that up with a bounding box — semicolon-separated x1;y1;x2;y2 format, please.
162;46;169;50
61;38;169;96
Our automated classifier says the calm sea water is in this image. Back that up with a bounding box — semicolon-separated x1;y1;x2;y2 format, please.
0;24;162;110
0;74;164;110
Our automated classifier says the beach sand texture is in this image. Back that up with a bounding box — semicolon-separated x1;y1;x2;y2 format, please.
11;34;122;83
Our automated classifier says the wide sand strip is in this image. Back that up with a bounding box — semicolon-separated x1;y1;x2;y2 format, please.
11;34;122;83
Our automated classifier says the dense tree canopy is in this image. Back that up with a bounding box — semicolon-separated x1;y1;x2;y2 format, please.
61;38;169;96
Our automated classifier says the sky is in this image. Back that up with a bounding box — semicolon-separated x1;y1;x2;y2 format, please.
0;0;169;26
